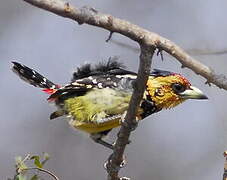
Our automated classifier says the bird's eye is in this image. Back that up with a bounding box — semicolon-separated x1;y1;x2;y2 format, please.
172;83;186;93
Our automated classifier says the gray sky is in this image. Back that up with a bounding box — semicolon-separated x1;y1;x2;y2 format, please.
0;0;227;180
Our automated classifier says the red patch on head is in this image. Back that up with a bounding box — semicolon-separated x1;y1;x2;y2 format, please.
173;73;191;87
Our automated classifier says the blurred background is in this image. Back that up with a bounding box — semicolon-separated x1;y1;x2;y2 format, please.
1;0;227;179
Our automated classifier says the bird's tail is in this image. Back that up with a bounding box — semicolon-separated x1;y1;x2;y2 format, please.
11;62;60;94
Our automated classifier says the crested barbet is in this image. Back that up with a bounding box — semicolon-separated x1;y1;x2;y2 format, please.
12;59;208;149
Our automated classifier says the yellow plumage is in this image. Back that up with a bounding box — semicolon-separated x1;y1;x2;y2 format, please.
69;118;121;133
64;88;131;133
63;75;192;133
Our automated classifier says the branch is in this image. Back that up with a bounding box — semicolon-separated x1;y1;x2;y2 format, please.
106;45;155;180
23;0;227;90
110;39;227;56
20;0;227;179
187;48;227;56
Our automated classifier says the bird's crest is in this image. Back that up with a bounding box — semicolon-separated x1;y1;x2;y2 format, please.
72;57;125;81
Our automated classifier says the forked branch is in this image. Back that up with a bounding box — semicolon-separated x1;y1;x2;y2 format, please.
21;0;227;179
23;0;227;90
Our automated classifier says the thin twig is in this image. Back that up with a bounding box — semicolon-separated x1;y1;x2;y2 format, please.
21;154;31;164
106;31;114;42
156;48;164;61
187;48;227;56
21;167;60;180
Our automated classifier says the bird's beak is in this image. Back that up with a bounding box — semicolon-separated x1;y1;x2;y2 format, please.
179;86;208;100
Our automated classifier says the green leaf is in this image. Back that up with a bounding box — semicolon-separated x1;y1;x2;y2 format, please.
16;174;27;180
30;175;39;180
41;152;50;166
30;156;42;168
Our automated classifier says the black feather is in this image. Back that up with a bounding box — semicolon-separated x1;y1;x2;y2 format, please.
48;85;89;100
12;61;57;89
72;57;132;81
150;69;175;77
72;57;175;82
74;64;92;80
95;57;124;72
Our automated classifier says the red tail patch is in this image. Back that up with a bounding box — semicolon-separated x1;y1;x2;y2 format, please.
42;88;58;102
42;84;61;95
43;85;61;102
42;88;57;94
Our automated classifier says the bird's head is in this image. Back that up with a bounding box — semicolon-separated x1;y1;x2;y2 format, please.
146;71;208;109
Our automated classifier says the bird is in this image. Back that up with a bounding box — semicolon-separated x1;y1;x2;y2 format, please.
12;59;208;149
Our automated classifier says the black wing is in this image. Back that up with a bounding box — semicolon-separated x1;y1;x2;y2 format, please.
50;58;175;101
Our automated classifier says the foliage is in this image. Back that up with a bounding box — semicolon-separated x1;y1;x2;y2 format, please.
7;153;57;180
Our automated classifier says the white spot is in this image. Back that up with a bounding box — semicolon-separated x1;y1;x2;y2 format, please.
107;77;111;80
88;76;93;80
29;79;35;83
68;119;74;127
116;75;122;78
116;74;137;79
75;79;83;82
72;82;80;86
92;79;97;84
32;70;36;74
97;114;122;123
98;83;103;88
32;75;36;78
20;69;24;74
86;85;92;88
120;111;127;123
113;82;117;87
43;78;47;82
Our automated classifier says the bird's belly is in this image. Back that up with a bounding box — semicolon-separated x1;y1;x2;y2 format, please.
69;118;121;133
63;88;132;133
